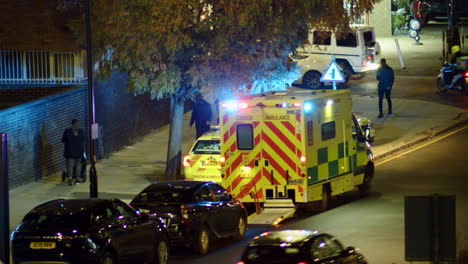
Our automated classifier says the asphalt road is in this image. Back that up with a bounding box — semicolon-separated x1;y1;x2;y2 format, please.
166;126;467;264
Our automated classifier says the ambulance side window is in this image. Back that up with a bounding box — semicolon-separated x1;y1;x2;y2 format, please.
321;121;335;141
236;124;254;150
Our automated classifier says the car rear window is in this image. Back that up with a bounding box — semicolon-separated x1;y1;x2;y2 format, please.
363;31;375;45
243;246;303;263
19;213;89;230
132;190;192;204
192;139;220;154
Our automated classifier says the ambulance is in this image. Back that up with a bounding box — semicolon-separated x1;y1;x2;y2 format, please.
219;89;374;215
183;129;222;183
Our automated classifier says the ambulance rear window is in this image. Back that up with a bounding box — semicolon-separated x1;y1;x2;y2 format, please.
193;140;220;154
236;124;254;150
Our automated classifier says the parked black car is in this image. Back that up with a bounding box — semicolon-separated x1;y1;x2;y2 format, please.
237;229;367;264
11;198;169;264
130;180;248;255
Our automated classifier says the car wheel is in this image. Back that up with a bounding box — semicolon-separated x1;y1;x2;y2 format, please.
99;251;115;264
320;185;331;211
193;226;210;255
233;216;247;240
303;70;323;89
154;239;169;264
436;78;448;93
337;61;352;82
358;162;374;197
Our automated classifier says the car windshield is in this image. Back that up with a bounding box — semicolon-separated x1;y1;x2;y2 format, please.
19;213;89;231
192;140;220;155
243;246;304;263
132;190;192;204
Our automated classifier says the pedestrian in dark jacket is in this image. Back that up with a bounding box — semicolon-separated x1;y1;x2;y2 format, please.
376;58;394;118
190;96;212;139
62;119;85;185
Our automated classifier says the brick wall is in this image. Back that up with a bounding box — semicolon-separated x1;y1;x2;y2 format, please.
0;72;174;188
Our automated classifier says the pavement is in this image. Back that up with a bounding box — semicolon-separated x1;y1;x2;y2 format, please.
3;24;468;264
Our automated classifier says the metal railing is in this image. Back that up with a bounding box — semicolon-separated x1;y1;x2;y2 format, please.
0;50;86;85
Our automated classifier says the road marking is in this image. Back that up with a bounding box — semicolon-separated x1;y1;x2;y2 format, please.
375;125;468;166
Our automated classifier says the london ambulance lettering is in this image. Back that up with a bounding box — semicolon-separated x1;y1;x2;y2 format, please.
221;108;304;203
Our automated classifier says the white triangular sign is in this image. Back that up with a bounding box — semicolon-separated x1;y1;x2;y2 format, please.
320;61;345;83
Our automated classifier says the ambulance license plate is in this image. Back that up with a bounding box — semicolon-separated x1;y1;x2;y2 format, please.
288;179;303;184
30;241;56;249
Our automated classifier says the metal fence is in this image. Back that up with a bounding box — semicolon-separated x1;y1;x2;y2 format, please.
0;50;86;84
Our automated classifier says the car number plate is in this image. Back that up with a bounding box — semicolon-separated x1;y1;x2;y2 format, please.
30;241;56;249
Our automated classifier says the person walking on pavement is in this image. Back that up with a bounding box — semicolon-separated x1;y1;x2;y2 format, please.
410;0;426;24
190;95;212;139
376;58;394;118
62;119;85;185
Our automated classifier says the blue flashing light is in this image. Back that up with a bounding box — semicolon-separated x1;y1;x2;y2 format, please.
304;102;312;112
221;101;238;112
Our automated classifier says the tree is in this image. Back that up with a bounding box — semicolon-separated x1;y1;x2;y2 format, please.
64;0;381;180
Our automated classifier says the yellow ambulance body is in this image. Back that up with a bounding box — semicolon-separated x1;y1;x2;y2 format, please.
219;89;374;210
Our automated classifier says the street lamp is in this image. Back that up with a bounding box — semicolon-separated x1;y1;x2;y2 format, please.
85;0;98;198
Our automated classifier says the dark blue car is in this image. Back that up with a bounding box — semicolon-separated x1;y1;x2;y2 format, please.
130;180;248;255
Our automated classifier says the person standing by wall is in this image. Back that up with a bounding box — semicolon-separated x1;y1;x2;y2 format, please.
376;58;394;118
190;95;212;139
62;119;85;185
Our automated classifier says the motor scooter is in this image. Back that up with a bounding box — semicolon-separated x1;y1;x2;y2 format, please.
437;62;468;94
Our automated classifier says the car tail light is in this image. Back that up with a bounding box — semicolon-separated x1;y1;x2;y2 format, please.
235;262;245;264
464;71;468;77
183;155;191;167
180;205;190;227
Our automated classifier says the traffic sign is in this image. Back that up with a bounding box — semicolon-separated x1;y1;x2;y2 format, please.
320;59;345;83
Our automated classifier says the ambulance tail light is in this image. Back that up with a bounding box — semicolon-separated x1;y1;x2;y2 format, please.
300;156;306;166
293;102;301;108
183;155;191;167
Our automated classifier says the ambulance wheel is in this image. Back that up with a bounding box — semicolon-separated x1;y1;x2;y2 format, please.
320;185;331;211
436;78;448;93
303;70;323;89
358;162;374;197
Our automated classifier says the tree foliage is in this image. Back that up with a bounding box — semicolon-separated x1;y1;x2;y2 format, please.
66;0;381;101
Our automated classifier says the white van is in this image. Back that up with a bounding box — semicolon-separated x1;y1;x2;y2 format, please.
293;26;381;89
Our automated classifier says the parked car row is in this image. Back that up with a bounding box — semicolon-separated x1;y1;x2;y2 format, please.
11;180;247;264
11;181;369;264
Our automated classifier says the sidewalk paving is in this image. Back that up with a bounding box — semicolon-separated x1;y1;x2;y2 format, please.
4;23;468;264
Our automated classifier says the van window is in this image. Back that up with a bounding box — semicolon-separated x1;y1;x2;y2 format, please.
313;31;332;45
363;31;375;45
336;32;357;47
321;121;336;141
237;124;254;150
